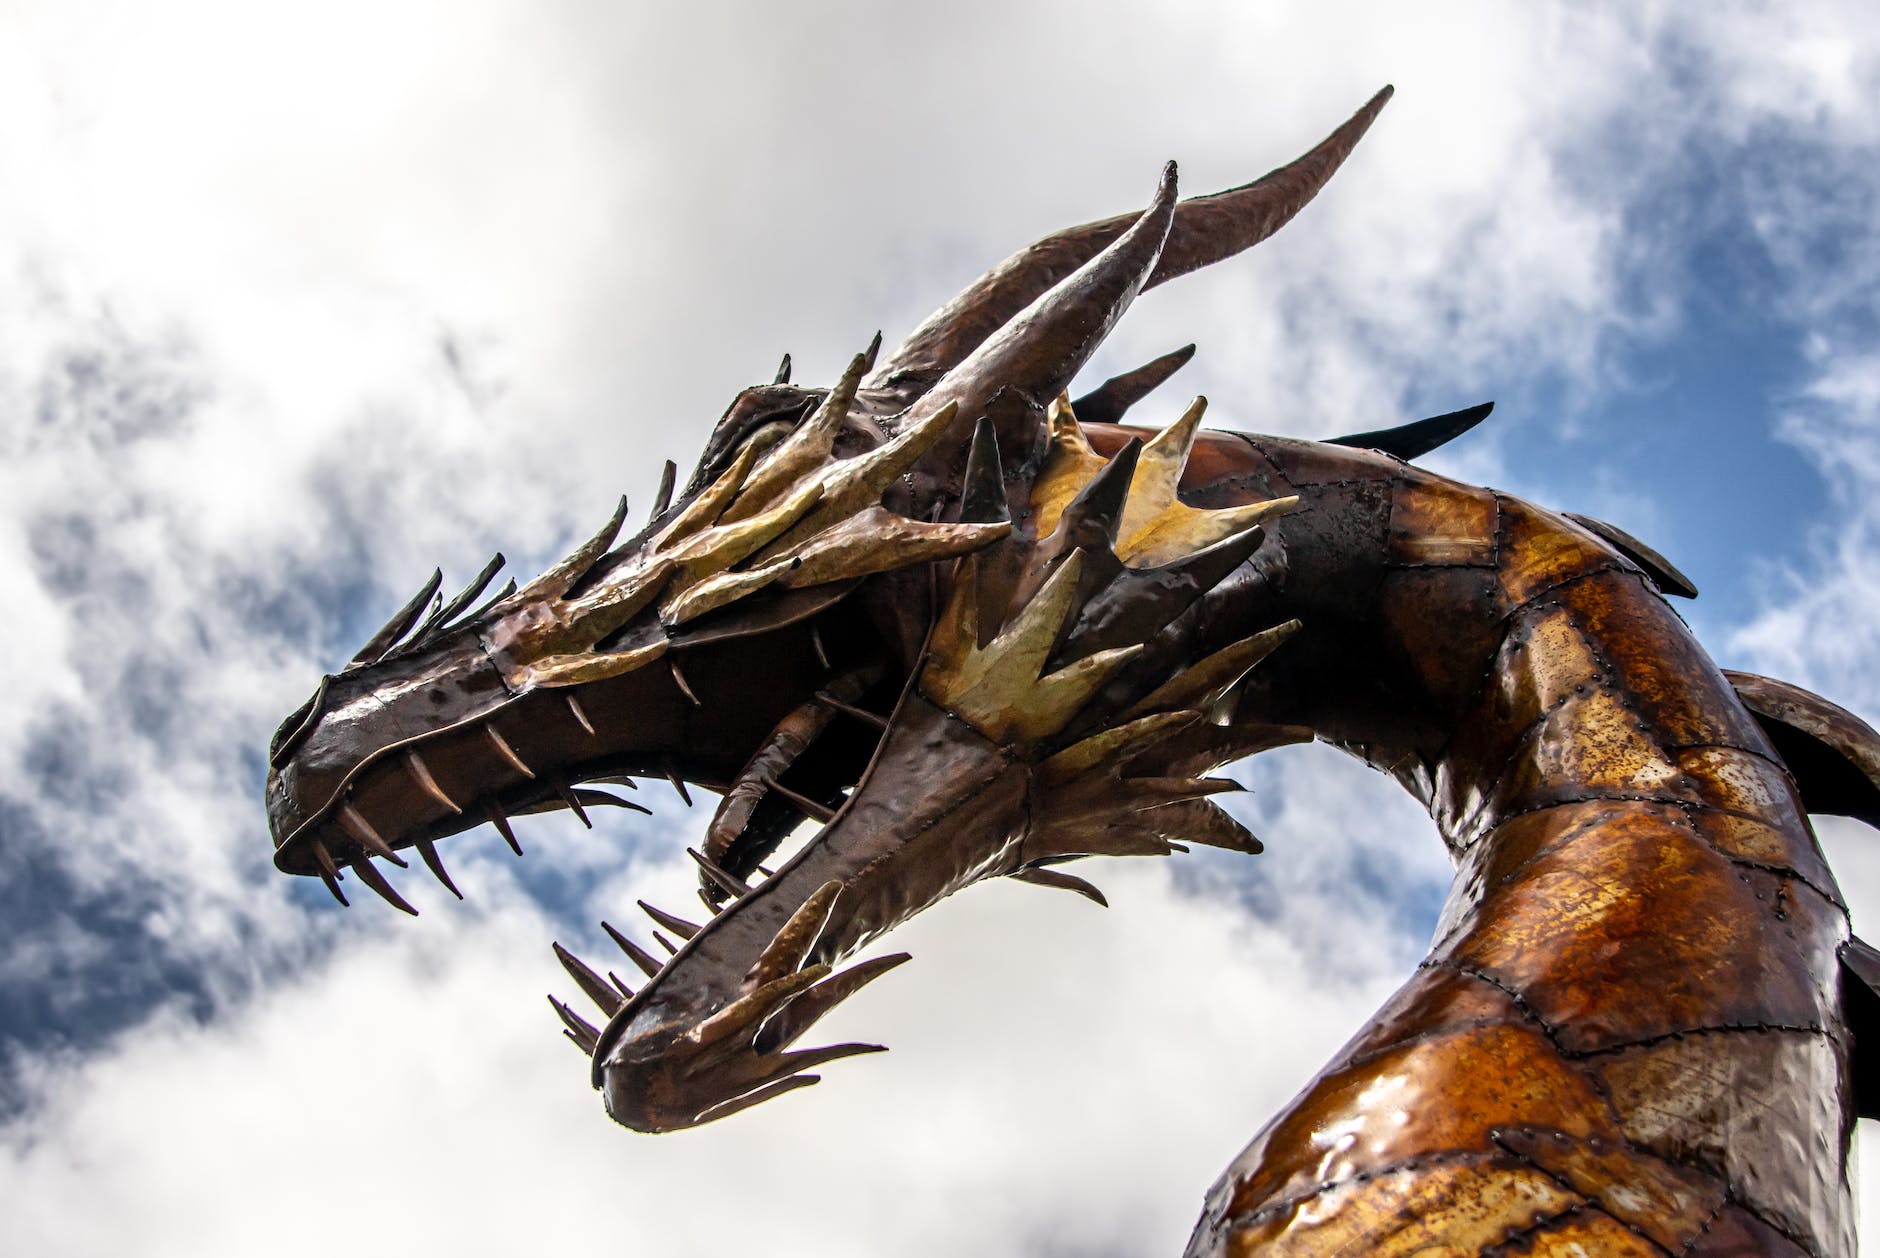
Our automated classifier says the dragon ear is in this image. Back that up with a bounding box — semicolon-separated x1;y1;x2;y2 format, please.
863;86;1393;414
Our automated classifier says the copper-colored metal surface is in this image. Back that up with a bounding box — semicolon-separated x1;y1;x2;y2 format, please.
264;88;1876;1255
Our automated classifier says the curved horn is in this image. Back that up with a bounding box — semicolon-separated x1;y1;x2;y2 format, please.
896;162;1180;474
867;86;1393;404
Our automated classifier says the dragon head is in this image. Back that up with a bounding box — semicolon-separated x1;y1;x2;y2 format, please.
266;88;1391;1129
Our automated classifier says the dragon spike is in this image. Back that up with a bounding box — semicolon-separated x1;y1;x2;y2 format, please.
351;568;443;665
1009;865;1109;907
652;931;678;955
1056;435;1143;549
426;552;506;635
670;657;702;707
404;750;461;814
746;881;843;990
548;996;601;1054
652;459;678;518
862;330;882;371
1147;799;1264;855
413;837;463;899
868;87;1390;404
350;855;418;915
891;165;1179;471
317;868;349;907
663;761;693;806
1071;344;1197;426
1128;620;1302;718
514;496;628;605
657;441;760;545
753;953;913;1054
692;1074;821;1126
639;900;701;941
1033;397;1114;535
484;799;523;855
726;351;869;523
566;693;596;737
338;803;406;867
553;942;624;1018
688;847;753;899
773;509;1011;591
694;966;831;1049
603;920;664;979
960;416;1010;526
574;787;652;817
609;972;635;1001
773;353;792;385
554;781;592;828
1041;710;1204;784
1119;395;1209;543
308;836;341;879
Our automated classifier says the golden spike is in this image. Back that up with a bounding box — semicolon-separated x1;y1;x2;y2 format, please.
1117;395;1208;544
1040;710;1203;784
1127;620;1301;718
775;508;1011;590
930;550;1086;706
1031;394;1109;536
998;644;1142;743
520;638;670;689
724;352;867;523
1119;494;1298;567
664;479;823;586
655;442;760;546
510;497;626;605
769;400;961;553
661;564;789;626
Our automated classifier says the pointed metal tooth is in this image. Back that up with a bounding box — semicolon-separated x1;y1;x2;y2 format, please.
670;657;702;707
814;690;889;730
603;921;664;979
688;847;753;899
484;725;535;778
699;887;725;914
414;837;463;899
404;750;462;814
317;868;349;907
959;416;1010;526
351;568;443;665
565;693;596;737
608;971;634;1001
308;836;341;878
765;778;838;823
810;622;832;671
861;330;882;372
553;943;623;1017
484;799;523;855
350;855;419;915
1009;866;1108;906
554;780;592;828
639;900;701;940
653;931;678;956
548;996;600;1054
572;787;652;816
652;459;678;518
664;761;693;806
338;803;407;867
563;1029;592;1056
773;352;792;385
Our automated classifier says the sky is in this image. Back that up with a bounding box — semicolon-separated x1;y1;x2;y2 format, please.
1;2;1878;1254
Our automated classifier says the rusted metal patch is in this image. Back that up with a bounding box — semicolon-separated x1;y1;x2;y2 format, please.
1389;475;1500;567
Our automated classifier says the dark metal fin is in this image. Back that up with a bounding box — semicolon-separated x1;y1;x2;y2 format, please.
1070;344;1196;426
1009;865;1109;907
1327;400;1493;460
1841;937;1880;1119
1564;512;1698;599
352;569;443;665
773;353;792;385
1726;670;1880;828
653;460;678;518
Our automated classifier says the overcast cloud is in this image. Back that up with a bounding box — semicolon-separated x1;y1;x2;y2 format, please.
1;3;1878;1255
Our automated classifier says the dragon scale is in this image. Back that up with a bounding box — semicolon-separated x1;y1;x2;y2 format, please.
264;87;1880;1255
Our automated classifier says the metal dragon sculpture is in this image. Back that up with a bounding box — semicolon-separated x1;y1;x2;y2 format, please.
264;87;1880;1255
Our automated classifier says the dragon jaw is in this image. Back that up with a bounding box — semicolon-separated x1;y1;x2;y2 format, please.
265;89;1389;1129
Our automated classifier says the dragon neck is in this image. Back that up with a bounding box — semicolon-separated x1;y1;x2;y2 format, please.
1162;431;1857;1256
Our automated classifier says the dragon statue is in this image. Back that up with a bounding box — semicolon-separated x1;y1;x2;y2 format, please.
264;87;1880;1255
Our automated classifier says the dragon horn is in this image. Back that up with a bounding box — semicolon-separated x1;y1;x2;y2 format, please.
893;162;1179;474
866;86;1391;404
